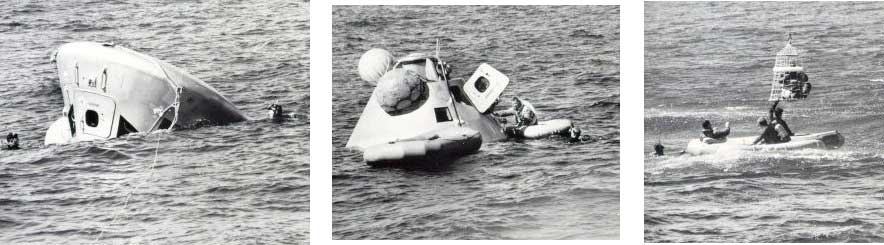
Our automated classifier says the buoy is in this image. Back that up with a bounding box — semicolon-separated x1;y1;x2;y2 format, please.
374;68;428;116
358;48;395;84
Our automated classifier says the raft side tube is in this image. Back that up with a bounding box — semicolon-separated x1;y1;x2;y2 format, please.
506;119;573;139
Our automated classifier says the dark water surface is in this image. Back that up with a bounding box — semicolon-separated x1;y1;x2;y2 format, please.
645;2;884;242
333;5;620;240
0;1;309;243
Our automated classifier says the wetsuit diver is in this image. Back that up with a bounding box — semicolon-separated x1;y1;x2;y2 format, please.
701;120;730;142
566;123;593;143
768;100;794;139
653;142;665;156
493;97;539;138
569;126;582;142
752;117;783;145
493;97;538;127
266;103;297;121
5;133;20;150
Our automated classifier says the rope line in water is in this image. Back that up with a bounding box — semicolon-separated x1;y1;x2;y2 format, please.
94;134;162;242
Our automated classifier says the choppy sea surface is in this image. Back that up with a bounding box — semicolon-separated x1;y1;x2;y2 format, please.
332;5;620;240
0;1;309;243
645;2;884;242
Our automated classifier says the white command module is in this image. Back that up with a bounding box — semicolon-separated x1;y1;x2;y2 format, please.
346;49;509;167
45;42;247;145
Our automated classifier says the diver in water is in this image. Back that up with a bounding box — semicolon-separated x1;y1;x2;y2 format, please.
267;103;283;118
653;142;665;156
264;103;294;121
566;124;593;143
493;97;538;127
266;102;297;121
701;120;730;142
752;117;783;145
5;133;20;150
769;101;794;138
569;126;582;142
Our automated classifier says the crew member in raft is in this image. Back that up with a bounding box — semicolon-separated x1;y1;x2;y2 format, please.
701;120;730;142
493;97;538;127
753;117;789;145
769;100;793;138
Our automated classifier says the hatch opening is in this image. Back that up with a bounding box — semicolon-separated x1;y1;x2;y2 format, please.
85;110;99;127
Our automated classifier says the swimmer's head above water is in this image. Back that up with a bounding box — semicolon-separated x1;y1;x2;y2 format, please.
5;133;19;150
653;143;664;156
569;125;582;139
266;103;283;119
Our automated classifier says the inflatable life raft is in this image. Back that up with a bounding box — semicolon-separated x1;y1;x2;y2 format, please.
505;119;573;139
363;127;482;167
685;130;844;155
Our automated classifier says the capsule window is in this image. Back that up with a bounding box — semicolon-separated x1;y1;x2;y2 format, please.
155;107;176;130
474;77;490;93
85;110;99;127
157;118;173;130
434;107;452;122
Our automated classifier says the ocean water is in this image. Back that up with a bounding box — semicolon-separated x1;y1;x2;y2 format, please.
0;0;309;243
332;5;620;240
645;2;884;242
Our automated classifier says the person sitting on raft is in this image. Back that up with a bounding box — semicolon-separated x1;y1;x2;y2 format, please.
769;100;794;138
493;97;538;127
753;117;790;145
701;120;730;143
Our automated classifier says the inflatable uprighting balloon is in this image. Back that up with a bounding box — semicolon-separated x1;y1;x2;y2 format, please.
358;48;395;85
374;68;428;116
